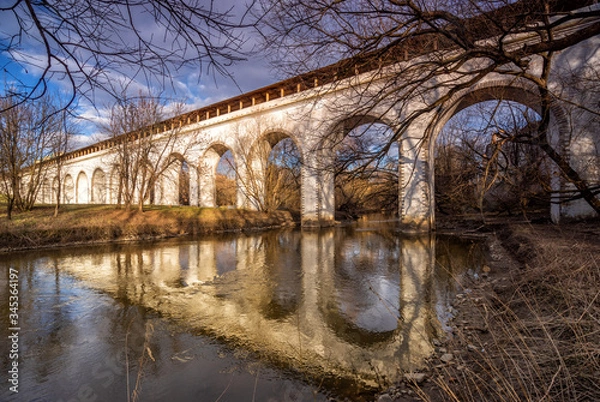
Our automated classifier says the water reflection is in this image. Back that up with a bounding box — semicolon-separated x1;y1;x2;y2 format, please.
0;252;324;402
1;226;483;400
324;229;401;344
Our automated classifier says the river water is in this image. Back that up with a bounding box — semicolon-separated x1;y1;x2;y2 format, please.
1;220;484;401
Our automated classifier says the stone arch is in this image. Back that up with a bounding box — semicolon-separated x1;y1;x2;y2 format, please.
40;178;51;204
245;130;304;212
199;143;237;208
64;174;74;204
426;78;572;224
91;168;107;204
76;171;89;204
259;130;304;154
427;78;568;142
317;114;400;221
158;153;190;206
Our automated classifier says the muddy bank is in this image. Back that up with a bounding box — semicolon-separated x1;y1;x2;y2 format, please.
0;205;295;253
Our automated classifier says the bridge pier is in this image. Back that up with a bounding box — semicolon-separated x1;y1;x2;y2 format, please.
198;151;220;208
189;166;199;206
301;151;335;227
399;118;434;233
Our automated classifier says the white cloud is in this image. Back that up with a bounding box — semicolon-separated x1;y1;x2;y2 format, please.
3;0;285;146
69;133;107;150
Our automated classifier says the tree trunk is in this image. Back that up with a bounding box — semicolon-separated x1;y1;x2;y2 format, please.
54;187;61;218
6;199;13;220
537;68;600;216
539;140;600;215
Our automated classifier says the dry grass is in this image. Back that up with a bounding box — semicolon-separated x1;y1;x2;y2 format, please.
0;204;294;252
418;222;600;402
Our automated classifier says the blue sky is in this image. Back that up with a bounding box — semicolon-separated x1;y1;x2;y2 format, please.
0;0;276;148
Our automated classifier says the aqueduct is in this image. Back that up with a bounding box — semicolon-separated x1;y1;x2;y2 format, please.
37;3;600;231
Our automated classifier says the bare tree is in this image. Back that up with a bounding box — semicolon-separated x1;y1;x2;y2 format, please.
0;91;63;219
215;173;237;206
258;0;600;215
223;120;302;213
435;100;552;217
49;110;75;217
435;131;481;215
102;93;192;212
334;123;399;218
0;0;253;113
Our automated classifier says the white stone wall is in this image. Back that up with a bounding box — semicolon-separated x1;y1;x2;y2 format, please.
43;20;599;230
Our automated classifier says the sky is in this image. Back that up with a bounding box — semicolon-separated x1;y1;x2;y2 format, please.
0;0;277;149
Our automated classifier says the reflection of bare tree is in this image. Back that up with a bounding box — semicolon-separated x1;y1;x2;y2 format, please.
31;260;75;383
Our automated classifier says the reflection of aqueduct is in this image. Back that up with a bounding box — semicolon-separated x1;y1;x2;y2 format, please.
57;230;463;387
38;9;600;230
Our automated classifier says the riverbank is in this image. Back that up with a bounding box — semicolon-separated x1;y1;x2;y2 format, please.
0;204;295;253
382;219;600;402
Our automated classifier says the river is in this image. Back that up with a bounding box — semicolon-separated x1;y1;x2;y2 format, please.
1;220;485;401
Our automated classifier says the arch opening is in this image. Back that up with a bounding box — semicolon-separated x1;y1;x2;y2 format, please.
52;177;59;204
434;99;550;219
179;160;190;206
240;132;303;213
91;168;107;204
40;178;51;204
264;135;302;215
333;121;398;220
160;153;190;206
215;148;237;207
109;167;120;205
